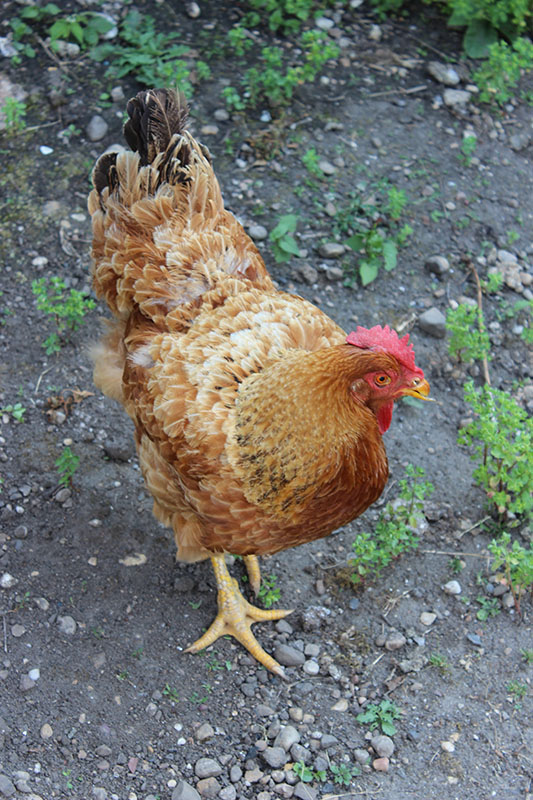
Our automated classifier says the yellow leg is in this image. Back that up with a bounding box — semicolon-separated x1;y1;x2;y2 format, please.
185;554;292;677
243;554;261;596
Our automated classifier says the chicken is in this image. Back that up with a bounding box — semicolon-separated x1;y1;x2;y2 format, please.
88;88;431;677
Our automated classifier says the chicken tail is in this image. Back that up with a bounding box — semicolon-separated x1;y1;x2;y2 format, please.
88;88;272;324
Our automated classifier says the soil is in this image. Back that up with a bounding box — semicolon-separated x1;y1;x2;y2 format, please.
0;2;532;800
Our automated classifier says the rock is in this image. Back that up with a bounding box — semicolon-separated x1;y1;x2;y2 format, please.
86;115;108;142
427;61;460;86
200;124;219;136
11;624;25;638
441;740;455;753
320;733;338;750
300;605;329;631
443;580;461;595
52;40;80;58
274;725;300;751
443;89;471;107
248;224;268;241
418;307;446;338
229;766;242;783
425;255;450;275
196;777;220;798
57;615;77;635
509;133;531;151
274;644;305;667
354;749;370;765
294;783;318;800
303;659;319;675
110;86;124;102
214;108;230;122
194;758;222;779
261;746;287;769
184;1;201;18
318;159;336;175
419;611;437;626
371;734;395;758
40;723;53;740
20;675;35;692
318;242;345;258
92;788;107;800
466;632;482;646
0;573;17;588
0;774;16;797
195;722;215;742
331;698;348;712
315;16;334;30
244;768;263;782
373;757;389;772
219;787;236;800
385;631;406;651
172;781;201;800
298;264;318;284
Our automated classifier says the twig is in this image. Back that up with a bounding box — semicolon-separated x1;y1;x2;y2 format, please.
24;120;60;133
2;615;7;654
35;366;54;395
367;84;427;98
421;549;488;558
468;260;491;386
455;515;492;537
36;35;71;76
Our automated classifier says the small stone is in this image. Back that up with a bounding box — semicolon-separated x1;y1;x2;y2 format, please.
318;242;345;258
196;777;220;798
213;108;230;122
57;615;76;635
28;668;40;681
354;749;370;765
184;1;201;18
318;159;336;175
372;757;389;772
0;775;16;797
443;580;461;595
20;675;35;692
441;740;455;753
466;632;482;646
298;264;318;284
218;787;236;800
315;16;334;30
244;768;263;783
110;86;125;102
425;255;450;275
319;734;338;750
195;723;214;742
0;573;17;588
172;781;201;800
261;746;286;769
420;611;437;626
371;734;395;758
274;644;305;667
229;766;242;783
303;659;319;675
443;88;471;107
502;593;515;609
385;631;406;651
92;788;107;800
194;758;221;779
368;24;382;41
330;698;348;712
427;61;460;86
419;307;446;338
274;725;300;752
40;723;53;740
248;224;268;241
294;783;317;800
200;124;219;136
11;624;25;638
86;115;108;142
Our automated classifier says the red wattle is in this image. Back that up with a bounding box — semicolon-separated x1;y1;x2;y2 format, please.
377;403;393;434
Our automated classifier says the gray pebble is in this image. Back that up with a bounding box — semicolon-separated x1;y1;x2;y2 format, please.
502;593;515;609
57;615;76;635
425;255;450;275
195;722;214;742
86;115;108;142
248;224;268;241
20;675;35;692
229;765;242;783
274;644;305;667
443;89;471;107
274;725;300;751
110;86;124;102
194;757;222;779
354;749;371;765
11;624;25;638
427;61;460;86
261;746;286;769
0;775;15;798
218;787;236;800
320;733;338;750
298;264;318;284
303;659;320;675
172;781;201;800
466;632;482;646
443;580;461;595
92;788;107;800
294;782;318;800
371;734;395;758
418;307;446;338
304;643;320;657
318;159;336;175
385;631;406;651
214;108;230;122
318;242;345;259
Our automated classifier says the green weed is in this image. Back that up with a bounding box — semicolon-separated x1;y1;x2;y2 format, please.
350;465;433;587
163;684;180;702
488;533;533;613
330;762;360;786
1;402;26;422
32;276;95;354
473;37;533;105
521;648;533;664
258;574;281;608
1;98;27;133
356;699;402;736
269;214;301;262
476;594;500;621
446;303;491;364
55;446;79;487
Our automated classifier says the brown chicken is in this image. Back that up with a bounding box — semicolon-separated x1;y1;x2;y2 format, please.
88;89;431;676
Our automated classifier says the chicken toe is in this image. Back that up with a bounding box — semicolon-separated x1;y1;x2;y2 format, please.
185;554;292;676
243;554;262;596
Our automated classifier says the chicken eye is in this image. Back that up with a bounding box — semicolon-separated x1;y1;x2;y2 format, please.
374;373;391;386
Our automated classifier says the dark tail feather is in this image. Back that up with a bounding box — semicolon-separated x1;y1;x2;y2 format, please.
124;88;189;166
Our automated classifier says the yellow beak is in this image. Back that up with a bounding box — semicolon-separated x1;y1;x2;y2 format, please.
401;378;433;401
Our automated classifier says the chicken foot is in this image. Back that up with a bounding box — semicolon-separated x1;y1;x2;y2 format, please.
185;554;293;677
243;554;261;596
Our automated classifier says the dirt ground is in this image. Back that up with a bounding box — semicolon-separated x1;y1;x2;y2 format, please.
0;2;532;799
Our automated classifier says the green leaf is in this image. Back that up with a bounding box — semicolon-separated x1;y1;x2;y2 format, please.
345;233;364;251
270;214;299;238
359;260;378;286
279;236;301;256
381;719;398;736
70;21;85;45
383;239;397;271
49;20;70;39
447;7;470;27
464;20;499;59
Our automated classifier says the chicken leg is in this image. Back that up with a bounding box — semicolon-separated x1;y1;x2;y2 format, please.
185;554;292;676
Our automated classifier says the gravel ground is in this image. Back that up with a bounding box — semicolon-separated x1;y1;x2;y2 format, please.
0;2;532;799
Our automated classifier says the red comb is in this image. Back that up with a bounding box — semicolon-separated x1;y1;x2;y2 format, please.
346;325;421;374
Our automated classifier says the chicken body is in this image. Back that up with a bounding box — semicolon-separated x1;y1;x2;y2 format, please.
88;89;430;675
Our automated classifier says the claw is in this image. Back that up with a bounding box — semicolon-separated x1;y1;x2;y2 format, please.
243;554;262;596
185;555;292;676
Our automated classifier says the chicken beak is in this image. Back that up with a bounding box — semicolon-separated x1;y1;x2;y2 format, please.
401;378;433;401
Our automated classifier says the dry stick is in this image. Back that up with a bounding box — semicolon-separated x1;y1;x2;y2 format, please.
367;84;427;99
468;260;492;386
421;549;488;558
